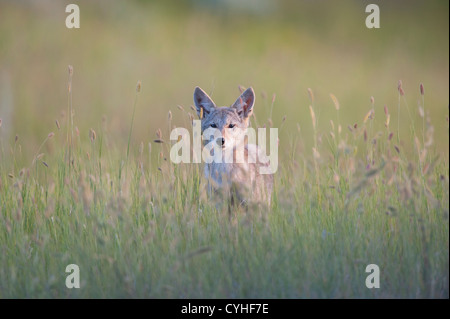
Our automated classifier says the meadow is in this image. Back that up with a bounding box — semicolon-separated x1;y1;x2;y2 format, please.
0;0;448;298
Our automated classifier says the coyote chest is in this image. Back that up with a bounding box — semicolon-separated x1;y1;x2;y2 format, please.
193;86;274;206
204;144;273;205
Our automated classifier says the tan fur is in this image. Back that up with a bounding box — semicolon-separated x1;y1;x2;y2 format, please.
194;86;274;207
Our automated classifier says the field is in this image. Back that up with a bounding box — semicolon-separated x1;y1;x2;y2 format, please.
0;0;448;298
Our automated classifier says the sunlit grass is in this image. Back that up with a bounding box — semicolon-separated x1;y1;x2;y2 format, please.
0;63;448;297
0;1;448;298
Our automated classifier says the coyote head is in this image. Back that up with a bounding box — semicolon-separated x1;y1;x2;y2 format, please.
193;86;255;150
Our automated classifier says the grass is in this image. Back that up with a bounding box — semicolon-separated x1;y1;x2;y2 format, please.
0;67;448;298
0;1;448;298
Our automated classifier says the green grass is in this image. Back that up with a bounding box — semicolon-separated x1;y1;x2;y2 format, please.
0;75;448;298
0;1;448;298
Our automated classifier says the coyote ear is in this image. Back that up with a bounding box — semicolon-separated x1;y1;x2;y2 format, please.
194;87;216;119
231;87;255;119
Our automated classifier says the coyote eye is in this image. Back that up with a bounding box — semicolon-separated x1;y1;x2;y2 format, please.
210;123;217;128
228;124;235;129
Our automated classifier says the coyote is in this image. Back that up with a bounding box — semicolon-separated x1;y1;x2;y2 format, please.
193;86;274;207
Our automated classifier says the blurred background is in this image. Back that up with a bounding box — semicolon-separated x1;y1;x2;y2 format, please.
0;0;448;162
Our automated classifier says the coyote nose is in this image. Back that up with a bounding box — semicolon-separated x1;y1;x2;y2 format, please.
217;138;225;147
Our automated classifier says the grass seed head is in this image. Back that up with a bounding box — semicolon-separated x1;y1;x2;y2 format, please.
312;147;320;159
418;106;424;118
89;128;96;142
156;128;162;139
330;131;335;140
330;93;340;110
309;105;316;130
398;80;405;96
385;114;390;128
307;88;314;103
363;109;374;123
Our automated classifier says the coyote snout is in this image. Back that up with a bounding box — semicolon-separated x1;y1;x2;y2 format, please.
193;86;274;207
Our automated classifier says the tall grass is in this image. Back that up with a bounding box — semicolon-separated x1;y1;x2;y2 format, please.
0;67;447;298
